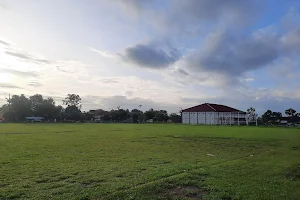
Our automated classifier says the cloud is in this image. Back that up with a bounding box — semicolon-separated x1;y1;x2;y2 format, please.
177;69;189;76
184;30;279;76
0;68;40;78
5;50;52;65
55;61;88;75
0;39;9;46
90;47;115;58
0;2;6;10
125;91;133;97
122;43;180;69
0;83;23;89
28;81;43;88
82;95;180;112
170;0;259;24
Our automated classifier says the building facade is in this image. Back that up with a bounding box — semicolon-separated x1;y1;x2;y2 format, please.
181;103;247;125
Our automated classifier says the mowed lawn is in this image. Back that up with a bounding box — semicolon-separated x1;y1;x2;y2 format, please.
0;124;300;200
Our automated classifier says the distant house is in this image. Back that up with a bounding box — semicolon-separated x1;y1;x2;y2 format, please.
280;116;300;125
26;117;44;122
146;119;154;123
181;103;247;125
88;109;109;121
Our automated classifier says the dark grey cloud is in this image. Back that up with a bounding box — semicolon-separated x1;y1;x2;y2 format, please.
177;69;189;76
1;68;40;78
122;43;180;69
0;83;22;89
118;0;267;72
171;0;260;23
186;31;279;76
5;51;52;65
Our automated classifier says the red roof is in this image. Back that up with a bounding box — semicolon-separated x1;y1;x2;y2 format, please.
182;103;245;113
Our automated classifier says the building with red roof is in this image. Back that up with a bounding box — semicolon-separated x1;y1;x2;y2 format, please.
181;103;247;125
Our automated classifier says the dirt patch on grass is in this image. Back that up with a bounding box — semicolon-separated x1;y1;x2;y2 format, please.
162;185;209;199
285;164;300;181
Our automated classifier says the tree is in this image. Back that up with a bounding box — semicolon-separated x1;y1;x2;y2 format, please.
0;104;10;121
285;108;296;117
261;110;272;124
138;113;145;123
64;105;82;121
55;105;64;121
119;109;130;121
63;94;82;108
29;94;58;120
271;112;282;124
247;107;257;122
169;113;181;123
155;110;169;122
144;109;156;121
102;114;111;122
6;94;32;121
131;109;143;123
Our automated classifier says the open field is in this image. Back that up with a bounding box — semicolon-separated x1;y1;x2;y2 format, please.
0;124;300;200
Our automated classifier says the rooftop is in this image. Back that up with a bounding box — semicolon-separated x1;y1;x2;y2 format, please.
182;103;245;113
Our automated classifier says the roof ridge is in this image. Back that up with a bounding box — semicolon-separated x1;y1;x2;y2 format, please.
206;103;216;111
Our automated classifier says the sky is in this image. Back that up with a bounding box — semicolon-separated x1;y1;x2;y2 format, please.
0;0;300;115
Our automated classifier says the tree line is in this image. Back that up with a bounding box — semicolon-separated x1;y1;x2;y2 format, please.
0;94;181;123
247;107;300;125
1;94;299;124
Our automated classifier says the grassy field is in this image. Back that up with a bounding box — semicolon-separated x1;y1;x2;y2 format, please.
0;124;300;200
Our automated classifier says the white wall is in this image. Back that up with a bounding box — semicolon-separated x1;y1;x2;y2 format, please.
197;112;206;124
182;111;246;125
182;112;190;124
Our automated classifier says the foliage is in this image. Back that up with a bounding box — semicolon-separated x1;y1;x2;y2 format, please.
64;105;82;121
169;113;181;123
261;110;273;124
0;94;71;122
285;108;296;117
247;107;257;122
63;94;82;108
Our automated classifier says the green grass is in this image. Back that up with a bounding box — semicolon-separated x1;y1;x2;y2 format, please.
0;124;300;200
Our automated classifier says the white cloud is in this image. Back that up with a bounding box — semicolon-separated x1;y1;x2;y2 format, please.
90;47;116;58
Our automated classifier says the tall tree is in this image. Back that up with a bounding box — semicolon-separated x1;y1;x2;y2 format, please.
63;94;82;108
7;94;32;121
271;112;282;124
285;108;296;117
247;107;257;122
155;110;169;122
144;108;156;120
261;110;272;124
64;105;82;121
131;109;143;123
29;94;58;120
